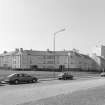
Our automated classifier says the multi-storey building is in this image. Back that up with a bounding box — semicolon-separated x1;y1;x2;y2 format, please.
65;51;99;71
92;45;105;58
0;49;22;69
91;53;105;71
91;45;105;71
0;48;68;70
0;48;102;71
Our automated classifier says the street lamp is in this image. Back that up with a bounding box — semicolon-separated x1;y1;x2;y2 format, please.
53;28;66;52
53;28;66;77
68;51;71;72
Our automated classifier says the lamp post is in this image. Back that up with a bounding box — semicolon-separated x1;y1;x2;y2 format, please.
53;28;66;52
53;28;66;77
102;68;104;72
68;51;71;72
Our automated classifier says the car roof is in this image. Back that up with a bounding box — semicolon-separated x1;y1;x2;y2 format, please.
8;73;30;77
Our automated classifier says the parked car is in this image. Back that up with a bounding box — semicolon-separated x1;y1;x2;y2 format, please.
100;72;105;77
58;72;73;80
2;73;38;84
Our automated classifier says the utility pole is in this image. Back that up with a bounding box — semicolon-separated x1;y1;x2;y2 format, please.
53;28;66;77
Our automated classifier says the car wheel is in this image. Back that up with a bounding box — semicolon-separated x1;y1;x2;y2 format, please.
14;80;19;84
32;79;37;83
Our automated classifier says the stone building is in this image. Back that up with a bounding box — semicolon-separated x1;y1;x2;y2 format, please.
65;51;98;71
0;48;101;71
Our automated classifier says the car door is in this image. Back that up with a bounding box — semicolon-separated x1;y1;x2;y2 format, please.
11;74;20;81
23;74;32;82
18;74;26;82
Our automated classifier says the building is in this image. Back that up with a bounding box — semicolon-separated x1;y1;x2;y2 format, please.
91;45;105;71
65;51;99;71
91;54;105;71
0;48;102;71
0;48;22;69
0;48;68;70
92;45;105;58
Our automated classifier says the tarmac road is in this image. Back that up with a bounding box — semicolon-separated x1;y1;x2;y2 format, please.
0;77;105;105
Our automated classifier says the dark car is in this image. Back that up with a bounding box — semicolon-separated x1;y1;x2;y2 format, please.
100;72;105;77
3;73;38;84
58;72;73;80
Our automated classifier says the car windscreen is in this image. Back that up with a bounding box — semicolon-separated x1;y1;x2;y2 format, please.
7;74;16;77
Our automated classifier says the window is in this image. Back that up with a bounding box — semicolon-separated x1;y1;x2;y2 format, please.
46;55;54;59
70;55;73;58
71;62;73;64
15;74;20;77
47;61;54;64
19;74;24;77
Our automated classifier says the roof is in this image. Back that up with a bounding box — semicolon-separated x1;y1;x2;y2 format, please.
81;54;92;59
24;50;70;56
97;56;105;61
0;51;16;56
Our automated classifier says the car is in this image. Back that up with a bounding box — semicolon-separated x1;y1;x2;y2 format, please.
58;72;73;80
100;72;105;77
3;73;38;84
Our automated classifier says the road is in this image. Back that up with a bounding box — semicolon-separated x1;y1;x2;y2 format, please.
0;77;105;105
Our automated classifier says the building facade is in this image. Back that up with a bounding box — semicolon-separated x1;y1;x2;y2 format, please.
92;45;105;58
0;49;68;70
91;54;105;71
0;48;103;71
65;51;99;71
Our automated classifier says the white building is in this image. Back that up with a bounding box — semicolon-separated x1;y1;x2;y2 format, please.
0;48;101;71
91;45;105;71
0;48;68;70
92;45;105;58
65;51;98;71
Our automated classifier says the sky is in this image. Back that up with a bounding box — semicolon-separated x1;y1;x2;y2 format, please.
0;0;105;54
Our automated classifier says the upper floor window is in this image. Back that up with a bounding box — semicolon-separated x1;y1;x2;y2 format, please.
46;55;54;59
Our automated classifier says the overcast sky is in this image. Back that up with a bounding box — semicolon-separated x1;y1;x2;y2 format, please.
0;0;105;54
